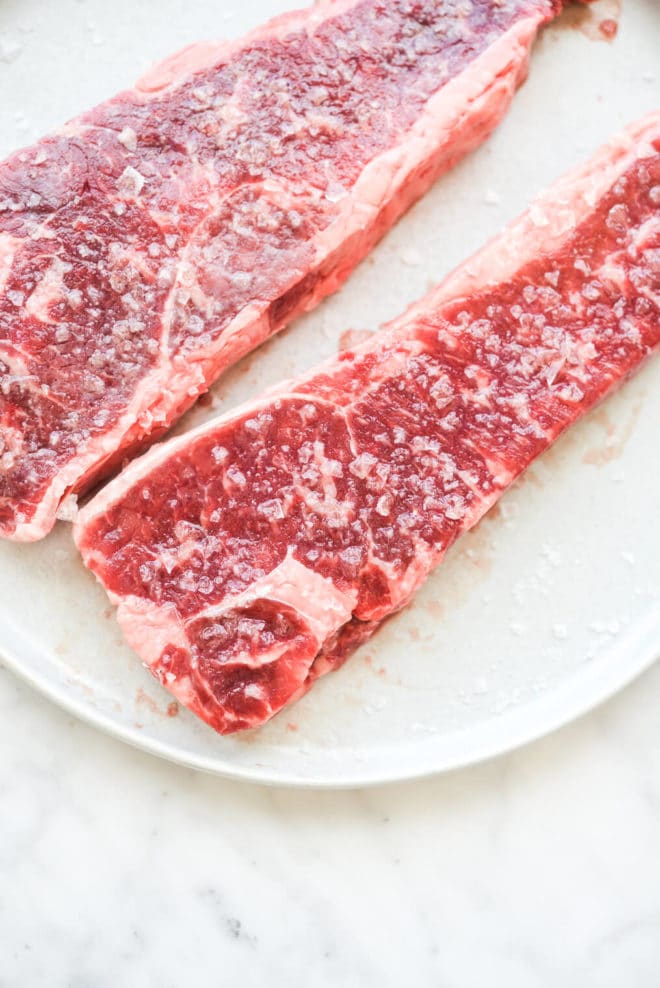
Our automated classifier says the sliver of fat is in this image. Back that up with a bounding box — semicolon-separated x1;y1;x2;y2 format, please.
0;233;21;297
24;255;73;324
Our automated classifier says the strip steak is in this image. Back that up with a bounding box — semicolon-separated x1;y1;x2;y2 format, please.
1;0;571;540
75;113;660;734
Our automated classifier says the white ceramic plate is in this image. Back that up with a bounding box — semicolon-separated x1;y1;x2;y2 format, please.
1;0;658;787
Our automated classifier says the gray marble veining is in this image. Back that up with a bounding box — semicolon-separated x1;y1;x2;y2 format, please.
1;662;659;986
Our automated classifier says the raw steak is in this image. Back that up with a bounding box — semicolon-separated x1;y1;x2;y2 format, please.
1;0;571;541
75;112;660;735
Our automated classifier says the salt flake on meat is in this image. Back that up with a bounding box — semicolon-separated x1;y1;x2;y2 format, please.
117;166;146;199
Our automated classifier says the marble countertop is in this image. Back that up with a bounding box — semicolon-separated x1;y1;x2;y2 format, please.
1;660;659;986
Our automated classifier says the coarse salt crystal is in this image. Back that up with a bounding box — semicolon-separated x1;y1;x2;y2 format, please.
226;465;246;486
117;165;145;199
211;445;229;464
257;499;285;520
376;494;393;516
349;451;378;479
118;127;137;151
340;546;362;566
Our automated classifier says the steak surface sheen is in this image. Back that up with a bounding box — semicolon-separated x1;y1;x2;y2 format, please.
76;113;660;735
1;0;567;540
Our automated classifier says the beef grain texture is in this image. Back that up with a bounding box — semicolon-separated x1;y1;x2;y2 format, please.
1;0;569;541
75;112;660;735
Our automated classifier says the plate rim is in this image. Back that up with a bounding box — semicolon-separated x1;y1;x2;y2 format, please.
2;601;658;788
